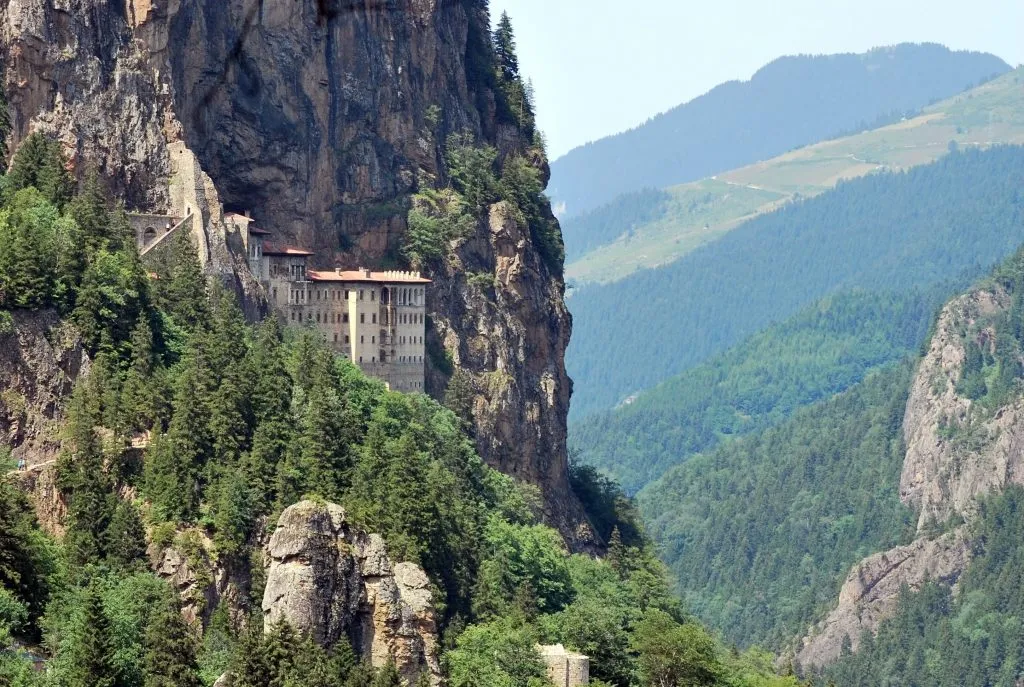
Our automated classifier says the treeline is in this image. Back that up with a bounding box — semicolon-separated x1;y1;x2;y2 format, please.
639;363;917;650
0;135;801;687
572;285;959;494
550;44;1008;217
568;146;1024;419
821;487;1024;687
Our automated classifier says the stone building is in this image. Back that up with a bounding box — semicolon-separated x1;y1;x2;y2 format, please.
236;217;429;393
538;644;589;687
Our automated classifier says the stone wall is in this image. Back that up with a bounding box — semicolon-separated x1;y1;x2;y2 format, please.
539;644;589;687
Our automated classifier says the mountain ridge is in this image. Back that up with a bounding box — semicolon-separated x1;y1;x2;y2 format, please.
551;43;1010;218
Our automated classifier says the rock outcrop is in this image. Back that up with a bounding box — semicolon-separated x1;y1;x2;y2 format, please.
797;529;971;667
262;501;442;686
0;0;585;544
0;310;88;470
799;287;1024;668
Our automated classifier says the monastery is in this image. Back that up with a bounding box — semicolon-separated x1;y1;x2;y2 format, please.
131;210;430;393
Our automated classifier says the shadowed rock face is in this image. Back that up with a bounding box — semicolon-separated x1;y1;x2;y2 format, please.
0;0;585;543
262;501;442;686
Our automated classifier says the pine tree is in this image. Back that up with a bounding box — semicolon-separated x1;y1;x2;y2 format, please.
231;624;272;687
143;593;203;687
121;316;157;431
59;381;116;567
72;583;118;687
156;231;209;332
370;661;402;687
492;12;519;83
67;168;110;248
206;287;253;466
104;500;147;570
0;188;58;309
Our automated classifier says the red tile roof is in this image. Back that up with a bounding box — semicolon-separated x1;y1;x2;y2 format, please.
262;242;314;257
309;269;431;284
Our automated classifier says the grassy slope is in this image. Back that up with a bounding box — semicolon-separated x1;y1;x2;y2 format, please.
568;67;1024;285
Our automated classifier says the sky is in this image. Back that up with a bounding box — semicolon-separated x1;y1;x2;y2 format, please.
490;0;1024;160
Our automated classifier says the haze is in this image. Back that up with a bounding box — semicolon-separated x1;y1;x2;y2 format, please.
491;0;1024;158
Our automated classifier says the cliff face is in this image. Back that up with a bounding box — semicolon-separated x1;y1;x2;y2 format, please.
0;310;88;469
0;0;582;540
799;286;1024;668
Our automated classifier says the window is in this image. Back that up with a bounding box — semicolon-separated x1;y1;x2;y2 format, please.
333;333;338;342
272;287;277;299
360;336;364;344
359;356;363;363
371;291;376;301
360;290;364;300
316;313;321;323
343;313;349;323
360;313;365;324
372;313;377;324
372;336;376;343
372;357;376;363
345;335;350;344
345;290;350;299
291;312;295;321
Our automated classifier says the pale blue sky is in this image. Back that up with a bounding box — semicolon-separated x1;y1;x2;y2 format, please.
491;0;1024;159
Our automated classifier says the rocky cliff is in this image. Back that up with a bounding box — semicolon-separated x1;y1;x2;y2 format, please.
0;0;583;541
262;501;442;686
799;285;1024;668
0;309;88;469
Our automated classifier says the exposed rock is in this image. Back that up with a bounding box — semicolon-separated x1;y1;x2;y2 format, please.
0;0;585;546
263;501;441;686
0;310;88;469
10;461;66;538
148;529;249;630
900;288;1024;529
797;529;971;669
800;287;1024;668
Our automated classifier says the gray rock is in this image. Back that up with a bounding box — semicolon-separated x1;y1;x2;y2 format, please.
263;501;442;686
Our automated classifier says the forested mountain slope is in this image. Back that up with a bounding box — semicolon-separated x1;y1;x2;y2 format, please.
572;285;961;494
568;146;1024;419
565;66;1024;285
801;248;1024;684
638;363;918;650
551;43;1008;218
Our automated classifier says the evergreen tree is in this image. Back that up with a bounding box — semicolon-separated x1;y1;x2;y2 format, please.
143;592;202;687
104;501;147;570
59;380;116;567
155;231;209;332
71;583;119;687
0;188;58;309
370;661;402;687
121;315;157;431
66;168;115;252
492;12;519;83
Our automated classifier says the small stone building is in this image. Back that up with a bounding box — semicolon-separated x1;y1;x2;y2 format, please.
539;644;589;687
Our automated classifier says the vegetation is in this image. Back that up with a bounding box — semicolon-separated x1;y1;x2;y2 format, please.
0;135;801;687
573;285;959;494
551;45;1009;218
821;487;1024;687
403;12;563;276
568;145;1024;418
639;363;918;649
564;66;1024;286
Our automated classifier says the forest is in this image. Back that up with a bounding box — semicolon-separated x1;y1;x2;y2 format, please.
549;44;1007;217
822;487;1024;687
638;363;917;650
568;145;1024;419
571;285;959;494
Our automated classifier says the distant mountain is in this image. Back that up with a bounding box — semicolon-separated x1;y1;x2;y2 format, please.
551;43;1009;218
567;146;1024;419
